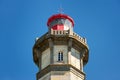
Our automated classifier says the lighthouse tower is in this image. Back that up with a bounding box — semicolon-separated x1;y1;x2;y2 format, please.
33;13;89;80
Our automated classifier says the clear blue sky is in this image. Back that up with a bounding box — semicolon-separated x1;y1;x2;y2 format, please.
0;0;120;80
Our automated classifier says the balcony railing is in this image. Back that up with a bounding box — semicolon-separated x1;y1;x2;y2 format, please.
35;30;87;46
50;30;87;44
73;32;87;44
51;30;69;35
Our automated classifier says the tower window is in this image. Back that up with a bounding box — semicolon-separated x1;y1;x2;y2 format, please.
58;52;63;61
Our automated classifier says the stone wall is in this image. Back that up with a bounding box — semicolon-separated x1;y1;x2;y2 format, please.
38;71;84;80
41;48;50;69
71;48;80;70
53;45;68;64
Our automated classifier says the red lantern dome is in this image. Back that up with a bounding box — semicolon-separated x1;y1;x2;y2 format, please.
47;14;74;30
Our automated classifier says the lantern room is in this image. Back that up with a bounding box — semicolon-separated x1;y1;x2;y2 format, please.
47;14;74;31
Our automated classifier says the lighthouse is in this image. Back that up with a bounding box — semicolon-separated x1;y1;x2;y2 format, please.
33;13;89;80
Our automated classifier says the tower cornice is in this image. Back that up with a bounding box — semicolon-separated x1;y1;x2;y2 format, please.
37;64;85;80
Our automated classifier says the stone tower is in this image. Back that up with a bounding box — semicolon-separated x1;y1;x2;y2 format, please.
33;13;89;80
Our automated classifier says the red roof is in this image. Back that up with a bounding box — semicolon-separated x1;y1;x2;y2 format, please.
47;14;74;27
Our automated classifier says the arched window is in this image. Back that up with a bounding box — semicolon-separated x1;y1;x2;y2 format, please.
58;52;63;61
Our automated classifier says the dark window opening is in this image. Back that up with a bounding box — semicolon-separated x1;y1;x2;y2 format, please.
58;52;63;61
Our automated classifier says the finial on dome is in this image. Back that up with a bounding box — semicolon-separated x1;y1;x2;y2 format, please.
58;5;64;14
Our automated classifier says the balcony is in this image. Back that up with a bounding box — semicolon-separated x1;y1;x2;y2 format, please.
35;30;88;48
50;30;87;45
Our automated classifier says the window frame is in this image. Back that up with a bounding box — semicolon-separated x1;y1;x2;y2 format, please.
58;51;63;61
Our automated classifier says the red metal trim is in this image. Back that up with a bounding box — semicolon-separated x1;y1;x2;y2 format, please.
47;14;74;27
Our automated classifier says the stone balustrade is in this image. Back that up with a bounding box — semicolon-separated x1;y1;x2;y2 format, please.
35;30;87;46
51;30;69;35
50;30;87;44
73;32;87;44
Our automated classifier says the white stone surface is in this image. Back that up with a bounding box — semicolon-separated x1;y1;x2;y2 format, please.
41;48;50;69
71;48;80;70
70;72;83;80
51;71;70;80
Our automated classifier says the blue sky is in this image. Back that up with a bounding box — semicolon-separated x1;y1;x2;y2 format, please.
0;0;120;80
